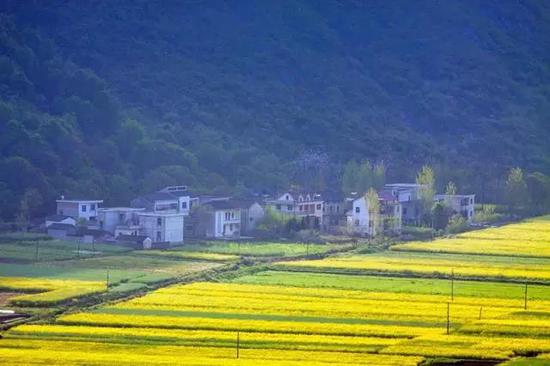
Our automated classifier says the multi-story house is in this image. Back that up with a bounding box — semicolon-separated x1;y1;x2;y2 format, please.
321;192;345;233
55;198;104;221
434;194;475;222
137;212;185;244
265;191;324;229
200;200;242;239
383;183;424;225
347;196;375;237
97;207;145;236
131;185;191;215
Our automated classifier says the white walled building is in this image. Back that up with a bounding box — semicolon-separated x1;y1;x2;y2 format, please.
347;196;375;236
56;198;103;221
203;200;242;238
137;212;185;244
97;207;145;236
265;192;324;229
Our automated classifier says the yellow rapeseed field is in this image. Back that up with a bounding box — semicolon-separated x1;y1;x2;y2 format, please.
392;216;550;257
0;277;105;305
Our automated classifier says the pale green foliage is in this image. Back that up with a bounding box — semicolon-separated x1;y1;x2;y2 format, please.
366;188;380;236
342;160;386;195
416;165;435;214
506;167;528;212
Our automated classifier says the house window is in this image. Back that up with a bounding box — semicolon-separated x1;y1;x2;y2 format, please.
403;207;408;215
470;198;473;204
249;217;253;222
329;206;333;212
231;212;235;219
91;204;96;210
181;202;187;209
286;195;289;200
119;213;125;221
81;205;87;212
156;231;161;242
337;206;340;213
316;204;321;210
230;224;233;231
287;205;293;211
355;207;360;213
299;205;303;211
355;219;359;226
276;204;281;210
157;218;162;226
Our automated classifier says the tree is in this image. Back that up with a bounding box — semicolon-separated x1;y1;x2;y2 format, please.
372;162;386;190
416;165;435;223
505;167;528;213
16;189;43;230
445;181;457;196
526;172;550;215
366;188;380;237
342;160;359;195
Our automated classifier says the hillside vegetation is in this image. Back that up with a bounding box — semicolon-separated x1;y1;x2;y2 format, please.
1;1;550;219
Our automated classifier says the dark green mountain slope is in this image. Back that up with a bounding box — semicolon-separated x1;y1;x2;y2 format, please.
0;1;549;219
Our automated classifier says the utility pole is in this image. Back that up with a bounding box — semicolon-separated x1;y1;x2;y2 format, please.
446;302;450;335
523;282;527;310
236;331;240;359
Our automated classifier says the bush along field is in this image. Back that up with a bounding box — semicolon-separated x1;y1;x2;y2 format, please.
0;217;549;365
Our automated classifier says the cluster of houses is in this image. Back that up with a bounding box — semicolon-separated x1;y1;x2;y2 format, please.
45;184;475;248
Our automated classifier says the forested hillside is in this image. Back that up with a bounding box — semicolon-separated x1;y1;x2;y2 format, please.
0;0;549;220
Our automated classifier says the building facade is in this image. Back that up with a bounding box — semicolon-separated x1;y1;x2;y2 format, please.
56;199;103;221
137;212;185;244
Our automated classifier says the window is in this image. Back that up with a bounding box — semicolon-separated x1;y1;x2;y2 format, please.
316;204;321;210
231;212;235;219
287;205;293;211
286;195;289;200
299;205;303;211
403;207;408;215
181;202;187;209
276;204;281;210
355;206;360;213
157;218;162;226
229;224;233;230
329;206;333;212
91;204;96;210
156;231;161;242
470;198;473;204
249;217;253;222
336;206;340;213
119;213;125;221
354;219;359;226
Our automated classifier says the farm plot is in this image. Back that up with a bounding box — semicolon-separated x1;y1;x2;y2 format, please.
392;216;550;258
0;277;105;306
168;241;347;258
277;251;550;282
2;275;549;365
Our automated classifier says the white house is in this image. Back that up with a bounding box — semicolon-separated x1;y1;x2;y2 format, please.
203;200;242;238
434;194;475;222
137;212;185;244
97;207;145;236
347;196;375;236
56;198;103;221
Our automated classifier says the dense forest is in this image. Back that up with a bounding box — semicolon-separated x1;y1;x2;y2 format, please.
0;0;549;220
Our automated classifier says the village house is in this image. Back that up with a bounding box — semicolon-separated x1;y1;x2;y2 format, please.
198;200;242;239
383;183;424;225
434;194;475;222
137;212;185;244
45;214;76;228
238;200;265;235
266;192;324;229
321;192;345;233
131;185;191;215
347;191;402;237
97;207;145;236
55;198;104;222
